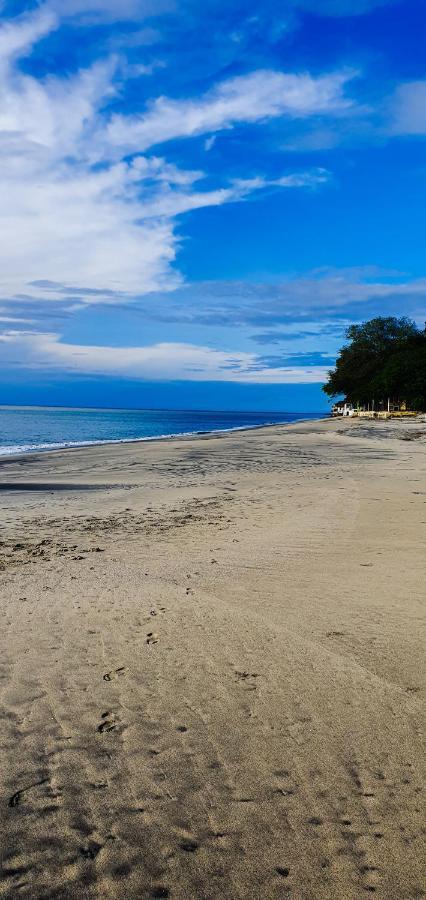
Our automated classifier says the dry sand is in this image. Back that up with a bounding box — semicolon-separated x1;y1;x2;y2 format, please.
0;416;425;899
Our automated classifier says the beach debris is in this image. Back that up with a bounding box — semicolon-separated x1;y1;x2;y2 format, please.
276;867;290;878
8;778;49;808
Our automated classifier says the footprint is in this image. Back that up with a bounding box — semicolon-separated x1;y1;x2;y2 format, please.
146;632;159;645
8;778;49;808
103;667;126;682
273;769;296;798
80;840;103;860
235;671;259;691
179;838;199;853
97;711;119;734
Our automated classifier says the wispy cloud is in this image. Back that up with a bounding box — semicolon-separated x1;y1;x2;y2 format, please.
41;0;397;39
0;7;57;64
388;81;426;135
4;267;417;386
106;69;357;153
48;0;174;24
0;10;336;311
112;268;426;330
1;3;422;393
0;331;329;383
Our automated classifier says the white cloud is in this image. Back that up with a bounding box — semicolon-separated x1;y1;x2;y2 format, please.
48;0;174;24
1;156;181;301
204;135;216;152
388;81;426;136
0;12;181;304
136;168;330;219
106;69;356;153
0;8;57;66
0;315;36;324
0;330;328;383
0;10;337;310
1;149;329;302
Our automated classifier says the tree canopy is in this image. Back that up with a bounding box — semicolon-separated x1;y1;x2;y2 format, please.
323;316;426;410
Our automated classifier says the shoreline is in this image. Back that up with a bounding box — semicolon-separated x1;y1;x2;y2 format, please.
1;416;424;899
0;412;327;462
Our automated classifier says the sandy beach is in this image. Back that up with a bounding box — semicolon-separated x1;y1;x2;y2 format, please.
0;416;424;900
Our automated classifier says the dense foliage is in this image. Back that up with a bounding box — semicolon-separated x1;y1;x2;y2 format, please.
323;317;426;410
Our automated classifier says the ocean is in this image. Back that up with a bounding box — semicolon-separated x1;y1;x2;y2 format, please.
0;406;324;457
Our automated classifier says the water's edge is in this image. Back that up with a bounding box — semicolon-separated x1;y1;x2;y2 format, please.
0;415;327;460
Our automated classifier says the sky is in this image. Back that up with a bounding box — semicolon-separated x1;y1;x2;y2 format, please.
0;0;425;412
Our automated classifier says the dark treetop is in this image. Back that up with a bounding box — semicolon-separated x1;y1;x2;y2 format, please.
323;317;426;410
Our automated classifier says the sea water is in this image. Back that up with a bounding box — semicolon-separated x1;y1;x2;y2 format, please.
0;406;323;456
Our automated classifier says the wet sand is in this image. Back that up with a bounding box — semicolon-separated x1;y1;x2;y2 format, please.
0;416;425;899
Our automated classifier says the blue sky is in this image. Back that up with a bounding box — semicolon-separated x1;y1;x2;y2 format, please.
0;0;425;411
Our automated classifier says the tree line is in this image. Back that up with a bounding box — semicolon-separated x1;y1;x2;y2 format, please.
323;316;426;410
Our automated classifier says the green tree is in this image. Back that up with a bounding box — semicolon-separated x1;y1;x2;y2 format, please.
377;333;426;409
323;316;426;409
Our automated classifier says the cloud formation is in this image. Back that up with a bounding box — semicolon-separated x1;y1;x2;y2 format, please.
0;331;329;383
1;2;423;391
0;9;339;311
106;69;356;152
120;268;426;330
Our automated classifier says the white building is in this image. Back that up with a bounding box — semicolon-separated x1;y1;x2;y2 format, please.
331;400;356;417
